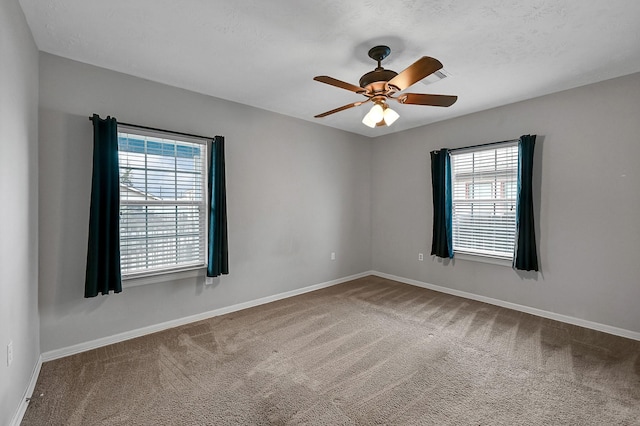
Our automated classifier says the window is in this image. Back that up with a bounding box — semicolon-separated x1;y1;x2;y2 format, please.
118;126;208;277
450;141;518;260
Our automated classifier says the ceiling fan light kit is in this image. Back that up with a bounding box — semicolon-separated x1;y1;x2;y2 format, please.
362;101;399;128
313;45;457;128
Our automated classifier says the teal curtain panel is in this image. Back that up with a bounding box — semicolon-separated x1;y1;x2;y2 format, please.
513;134;539;271
207;136;229;277
430;149;453;259
85;114;122;297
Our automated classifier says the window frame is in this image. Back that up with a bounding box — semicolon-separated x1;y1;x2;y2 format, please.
117;124;209;281
450;140;519;264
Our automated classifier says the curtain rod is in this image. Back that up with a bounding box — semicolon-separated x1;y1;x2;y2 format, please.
444;138;519;153
89;116;213;141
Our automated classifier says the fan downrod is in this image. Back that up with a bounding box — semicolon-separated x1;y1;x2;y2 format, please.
360;45;397;90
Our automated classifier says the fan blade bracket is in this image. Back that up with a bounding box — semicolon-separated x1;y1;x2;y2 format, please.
386;83;401;94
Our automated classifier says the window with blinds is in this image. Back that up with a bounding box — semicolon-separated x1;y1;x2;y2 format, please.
118;126;208;277
450;141;518;259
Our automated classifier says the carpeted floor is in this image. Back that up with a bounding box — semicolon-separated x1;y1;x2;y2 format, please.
22;276;640;425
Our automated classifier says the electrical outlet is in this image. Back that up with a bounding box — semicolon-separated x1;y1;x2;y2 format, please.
418;253;424;261
7;341;13;366
330;252;336;261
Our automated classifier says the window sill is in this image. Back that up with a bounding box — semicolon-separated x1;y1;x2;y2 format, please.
123;266;206;288
454;252;513;267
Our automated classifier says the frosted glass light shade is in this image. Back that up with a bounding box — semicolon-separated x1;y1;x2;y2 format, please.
383;107;399;125
362;112;377;128
368;104;384;123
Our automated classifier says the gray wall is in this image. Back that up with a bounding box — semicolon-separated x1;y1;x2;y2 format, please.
372;72;640;333
38;53;372;353
34;48;640;358
0;1;40;423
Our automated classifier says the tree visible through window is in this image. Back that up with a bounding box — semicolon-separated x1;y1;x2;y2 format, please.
118;127;208;276
450;141;518;259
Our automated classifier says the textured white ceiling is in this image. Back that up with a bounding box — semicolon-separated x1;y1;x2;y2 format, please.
19;0;640;137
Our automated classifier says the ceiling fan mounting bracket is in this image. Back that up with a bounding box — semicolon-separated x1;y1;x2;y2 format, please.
368;45;391;63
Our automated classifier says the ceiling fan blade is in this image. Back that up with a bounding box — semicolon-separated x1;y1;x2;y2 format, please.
314;76;367;94
314;100;369;118
397;93;458;107
386;57;443;92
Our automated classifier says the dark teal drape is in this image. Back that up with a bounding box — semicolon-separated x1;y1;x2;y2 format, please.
85;114;122;297
513;134;539;271
207;136;229;277
430;149;453;259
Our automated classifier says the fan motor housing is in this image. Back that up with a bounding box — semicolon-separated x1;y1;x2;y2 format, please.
359;68;398;90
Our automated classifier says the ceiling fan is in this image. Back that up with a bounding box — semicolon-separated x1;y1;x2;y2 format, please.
313;45;457;128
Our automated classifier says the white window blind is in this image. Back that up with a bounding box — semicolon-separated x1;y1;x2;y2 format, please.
451;141;518;259
118;127;208;277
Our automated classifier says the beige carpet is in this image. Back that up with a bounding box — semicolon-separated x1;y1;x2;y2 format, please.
22;276;640;425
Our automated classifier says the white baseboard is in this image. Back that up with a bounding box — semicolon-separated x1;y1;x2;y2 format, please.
10;355;43;426
41;271;373;362
372;271;640;341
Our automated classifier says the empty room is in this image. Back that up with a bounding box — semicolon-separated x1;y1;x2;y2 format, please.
2;0;639;424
